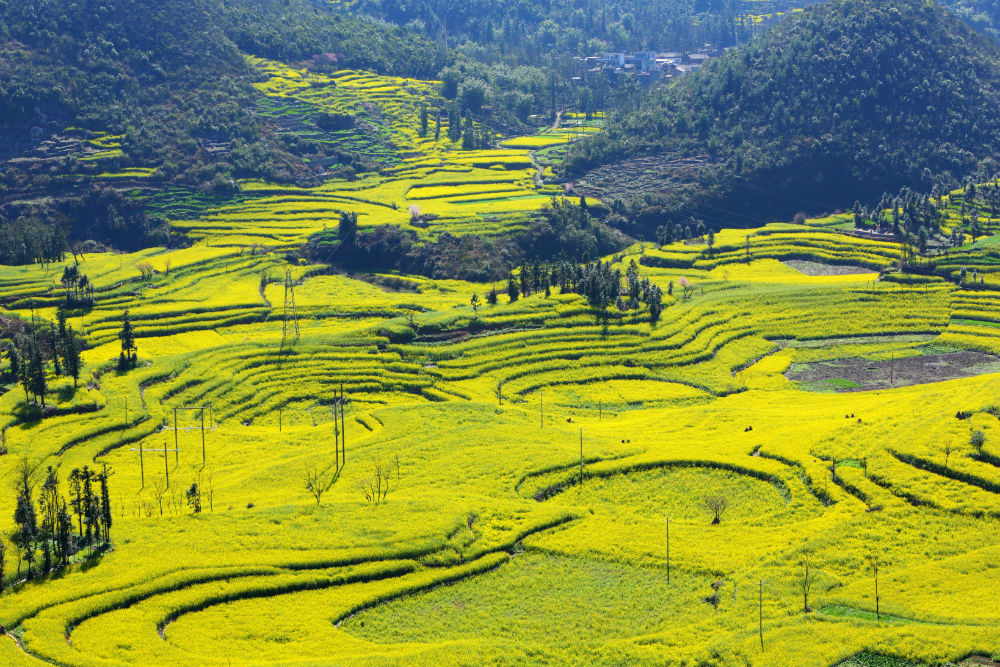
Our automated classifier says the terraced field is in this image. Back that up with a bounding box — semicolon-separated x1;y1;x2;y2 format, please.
166;60;584;247
3;67;1000;667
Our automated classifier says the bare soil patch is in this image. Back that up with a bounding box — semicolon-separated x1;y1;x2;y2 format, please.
782;260;873;276
787;350;1000;392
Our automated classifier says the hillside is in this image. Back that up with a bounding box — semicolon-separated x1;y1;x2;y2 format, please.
0;0;447;254
565;0;1000;232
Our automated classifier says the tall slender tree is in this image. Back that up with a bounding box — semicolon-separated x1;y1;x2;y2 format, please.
29;343;47;407
99;464;112;543
118;310;136;370
81;467;97;551
13;459;38;577
68;468;83;536
65;325;81;388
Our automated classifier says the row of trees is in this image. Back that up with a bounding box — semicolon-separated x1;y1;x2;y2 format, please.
59;264;96;310
5;460;113;587
6;309;82;408
304;198;623;283
0;217;67;266
496;258;664;323
850;178;1000;259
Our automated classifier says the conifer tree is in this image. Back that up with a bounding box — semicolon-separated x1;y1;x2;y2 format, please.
99;464;112;543
506;272;519;302
17;345;30;402
49;327;61;376
68;468;83;536
81;467;97;551
462;115;475;149
8;345;18;381
29;343;47;407
13;459;38;577
40;466;59;564
118;310;136;370
57;500;72;566
65;325;80;388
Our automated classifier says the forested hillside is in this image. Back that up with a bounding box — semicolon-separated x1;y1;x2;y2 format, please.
565;0;1000;232
341;0;755;61
0;0;447;253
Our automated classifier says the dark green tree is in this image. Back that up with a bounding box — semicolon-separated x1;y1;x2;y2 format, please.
462;115;476;150
81;467;97;551
29;343;47;407
647;284;664;324
57;499;72;566
13;459;38;577
99;464;112;543
49;327;61;377
118;310;137;370
65;325;81;388
68;468;83;536
338;211;359;247
506;272;520;303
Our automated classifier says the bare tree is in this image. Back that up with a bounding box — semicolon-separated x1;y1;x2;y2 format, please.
703;495;729;524
205;470;215;512
305;463;340;506
799;557;818;612
494;380;505;406
357;463;391;505
151;475;166;517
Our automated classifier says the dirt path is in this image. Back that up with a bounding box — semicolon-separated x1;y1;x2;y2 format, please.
531;153;545;189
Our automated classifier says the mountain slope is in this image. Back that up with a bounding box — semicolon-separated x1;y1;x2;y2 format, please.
0;0;447;253
565;0;1000;231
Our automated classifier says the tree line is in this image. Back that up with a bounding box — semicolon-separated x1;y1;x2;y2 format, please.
303;197;624;282
495;258;664;324
5;307;82;409
4;459;113;588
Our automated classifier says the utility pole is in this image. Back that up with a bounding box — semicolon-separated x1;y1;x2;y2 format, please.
599;399;602;421
579;428;584;486
665;517;670;585
124;397;128;428
200;407;206;466
173;408;179;465
872;557;880;621
889;354;894;387
758;579;764;651
132;443;180;489
340;382;347;464
279;408;282;432
540;390;543;429
333;401;340;470
282;268;300;347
